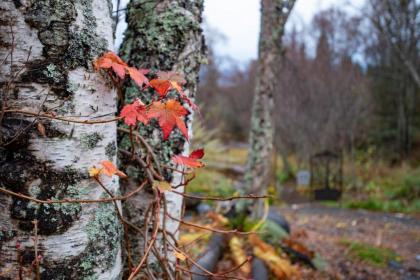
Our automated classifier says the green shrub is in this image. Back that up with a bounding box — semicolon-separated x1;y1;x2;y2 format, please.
276;169;291;184
345;199;384;211
391;173;420;200
407;199;420;212
345;168;420;213
344;198;413;213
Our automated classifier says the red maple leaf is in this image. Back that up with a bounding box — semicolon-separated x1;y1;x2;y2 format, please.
150;79;172;97
169;81;197;109
157;71;186;96
127;67;149;88
120;100;149;126
100;160;127;178
94;52;151;89
190;149;204;159
94;51;128;79
148;99;188;140
150;71;185;98
172;148;204;168
152;71;198;110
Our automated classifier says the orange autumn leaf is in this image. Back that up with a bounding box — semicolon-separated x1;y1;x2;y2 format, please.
178;233;210;246
94;52;126;69
229;237;251;275
148;99;188;140
283;238;315;259
171;81;198;111
100;160;127;178
249;234;299;279
207;211;228;226
94;51;127;79
94;52;150;89
157;70;186;96
152;71;184;95
153;71;197;110
127;67;149;87
88;166;102;177
170;81;184;95
172;148;204;168
174;251;186;261
150;79;172;97
120;99;149;126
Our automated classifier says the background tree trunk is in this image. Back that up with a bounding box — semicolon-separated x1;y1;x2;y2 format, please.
119;0;205;275
243;0;296;199
0;1;121;279
366;0;419;159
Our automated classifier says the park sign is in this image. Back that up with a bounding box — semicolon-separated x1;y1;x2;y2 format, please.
297;170;310;187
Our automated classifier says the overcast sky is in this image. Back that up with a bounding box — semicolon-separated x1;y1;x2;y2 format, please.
203;0;366;63
115;0;366;62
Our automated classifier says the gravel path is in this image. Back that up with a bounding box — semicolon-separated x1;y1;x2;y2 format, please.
278;204;420;280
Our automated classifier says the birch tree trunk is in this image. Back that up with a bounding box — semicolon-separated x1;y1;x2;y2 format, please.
119;0;205;276
243;0;295;197
0;1;122;279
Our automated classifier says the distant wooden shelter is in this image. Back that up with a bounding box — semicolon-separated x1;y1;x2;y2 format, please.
310;150;343;201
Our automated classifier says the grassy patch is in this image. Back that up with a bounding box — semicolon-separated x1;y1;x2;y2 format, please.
187;168;235;197
320;198;420;213
340;240;399;267
319;201;341;208
319;162;420;213
205;146;248;166
344;198;420;213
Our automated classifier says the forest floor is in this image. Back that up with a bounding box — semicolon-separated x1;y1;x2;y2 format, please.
278;203;420;280
190;144;420;279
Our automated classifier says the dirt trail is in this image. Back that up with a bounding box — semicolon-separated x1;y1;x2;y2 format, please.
278;204;420;280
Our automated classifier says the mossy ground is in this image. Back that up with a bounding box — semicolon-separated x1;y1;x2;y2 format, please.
340;240;400;267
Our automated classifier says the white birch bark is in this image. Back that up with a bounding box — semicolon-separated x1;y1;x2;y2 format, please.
0;0;122;279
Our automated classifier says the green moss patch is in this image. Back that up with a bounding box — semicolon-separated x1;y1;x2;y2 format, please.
340;240;399;267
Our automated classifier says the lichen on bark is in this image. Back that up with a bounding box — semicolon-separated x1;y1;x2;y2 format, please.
118;0;206;276
240;0;296;215
0;0;121;278
80;132;104;150
19;0;109;97
119;0;205;164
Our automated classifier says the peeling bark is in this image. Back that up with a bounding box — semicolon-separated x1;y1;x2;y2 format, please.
119;0;205;276
0;1;121;279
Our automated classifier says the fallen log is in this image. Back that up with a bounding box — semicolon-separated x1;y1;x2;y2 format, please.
191;234;227;280
252;257;269;280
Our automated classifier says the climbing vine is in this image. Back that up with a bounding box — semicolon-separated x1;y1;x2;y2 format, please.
1;51;266;279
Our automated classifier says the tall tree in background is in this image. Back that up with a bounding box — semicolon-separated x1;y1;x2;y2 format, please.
365;0;420;158
275;9;370;164
119;0;205;275
0;1;121;279
198;26;257;141
242;0;296;199
367;0;420;88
